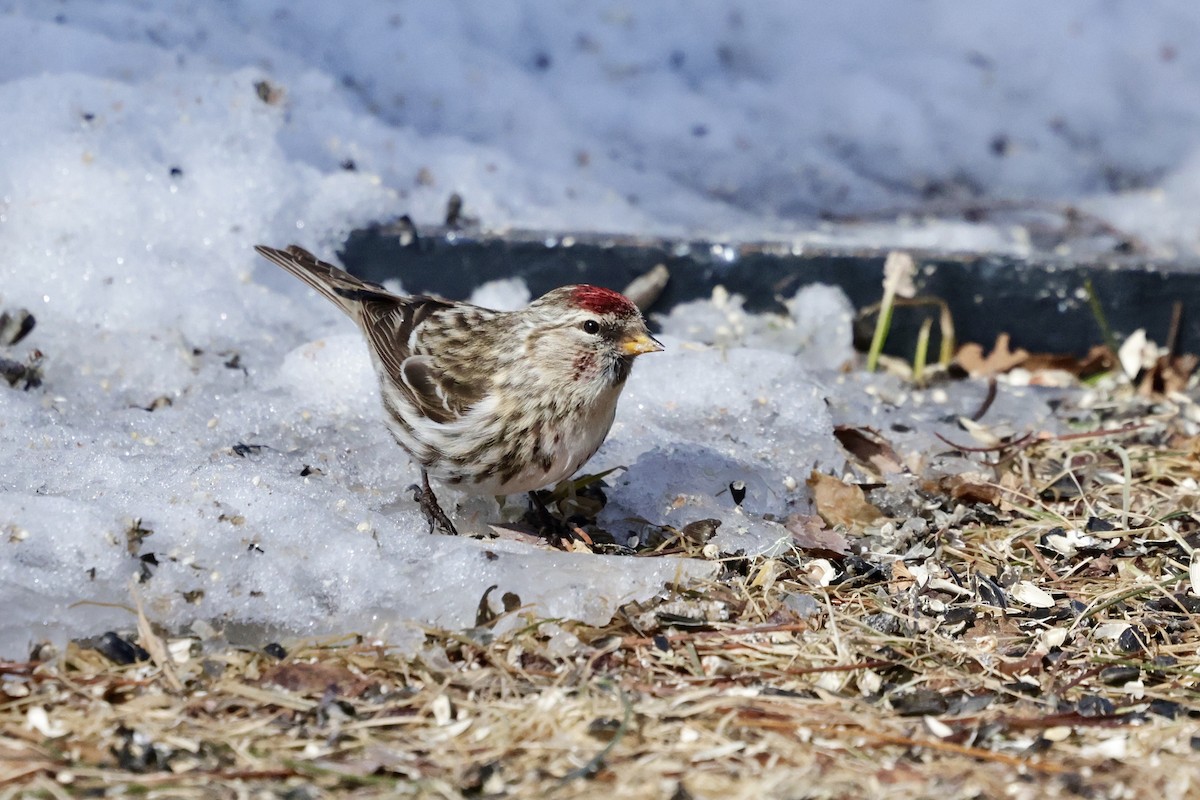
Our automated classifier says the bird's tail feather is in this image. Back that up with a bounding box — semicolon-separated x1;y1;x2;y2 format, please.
254;244;393;317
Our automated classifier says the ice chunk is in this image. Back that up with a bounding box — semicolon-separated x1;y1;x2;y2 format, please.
657;284;855;370
594;339;844;554
470;278;532;311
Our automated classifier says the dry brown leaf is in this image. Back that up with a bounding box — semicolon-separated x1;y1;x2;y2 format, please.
1078;553;1116;578
134;588;182;692
806;471;888;529
1022;344;1118;379
955;333;1029;377
891;561;917;592
1075;344;1119;377
783;514;850;555
956;340;1119;382
995;470;1026;512
833;425;905;475
1138;353;1198;396
259;661;371;698
996;649;1044;678
1019;352;1088;373
941;475;1003;507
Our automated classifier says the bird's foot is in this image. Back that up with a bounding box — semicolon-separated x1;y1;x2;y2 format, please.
411;472;458;536
526;491;587;549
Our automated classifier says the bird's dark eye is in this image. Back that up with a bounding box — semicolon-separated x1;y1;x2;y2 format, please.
582;319;601;335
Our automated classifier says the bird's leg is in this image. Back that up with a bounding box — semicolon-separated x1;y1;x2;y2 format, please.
527;490;556;528
527;490;574;547
412;469;458;536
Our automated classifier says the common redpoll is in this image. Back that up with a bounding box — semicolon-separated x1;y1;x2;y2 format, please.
255;244;663;535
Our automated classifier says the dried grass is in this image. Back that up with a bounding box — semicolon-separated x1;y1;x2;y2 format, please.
5;384;1200;799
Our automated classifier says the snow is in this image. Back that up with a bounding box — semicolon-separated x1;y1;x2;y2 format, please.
0;1;1196;656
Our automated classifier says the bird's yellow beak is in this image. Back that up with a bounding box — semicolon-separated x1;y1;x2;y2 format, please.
621;332;665;356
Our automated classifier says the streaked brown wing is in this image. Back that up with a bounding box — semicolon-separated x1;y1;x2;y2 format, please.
257;243;491;422
398;355;474;424
360;299;490;423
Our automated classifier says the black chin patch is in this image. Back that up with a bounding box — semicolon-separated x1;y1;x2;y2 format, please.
608;356;633;386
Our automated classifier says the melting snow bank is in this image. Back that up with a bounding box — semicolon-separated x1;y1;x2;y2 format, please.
0;253;1063;657
1;481;715;654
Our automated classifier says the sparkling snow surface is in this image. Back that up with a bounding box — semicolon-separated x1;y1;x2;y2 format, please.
0;2;1194;656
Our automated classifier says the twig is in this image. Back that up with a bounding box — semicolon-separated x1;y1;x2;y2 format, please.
1020;540;1064;585
971;377;998;421
855;731;1073;774
1166;300;1183;357
934;430;1036;454
1075;572;1188;623
561;682;633;782
621;622;812;647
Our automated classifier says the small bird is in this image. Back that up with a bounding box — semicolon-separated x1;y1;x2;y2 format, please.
255;244;663;536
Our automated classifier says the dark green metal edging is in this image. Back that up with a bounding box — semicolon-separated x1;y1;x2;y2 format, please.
340;222;1199;357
